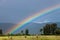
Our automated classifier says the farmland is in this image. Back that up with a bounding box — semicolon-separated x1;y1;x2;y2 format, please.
0;35;60;40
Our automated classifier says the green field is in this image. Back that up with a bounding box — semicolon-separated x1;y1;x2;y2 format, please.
0;36;60;40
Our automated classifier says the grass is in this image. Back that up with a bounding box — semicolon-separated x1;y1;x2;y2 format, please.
0;35;60;40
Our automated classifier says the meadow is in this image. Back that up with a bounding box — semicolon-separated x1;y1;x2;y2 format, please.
0;35;60;40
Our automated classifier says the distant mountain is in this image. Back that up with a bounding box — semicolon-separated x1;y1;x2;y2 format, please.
0;23;15;34
0;22;60;34
17;22;60;34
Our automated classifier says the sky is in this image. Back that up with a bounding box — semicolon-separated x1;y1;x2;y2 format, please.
0;0;60;34
0;0;60;23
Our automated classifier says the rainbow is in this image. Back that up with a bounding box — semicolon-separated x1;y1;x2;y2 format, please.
6;5;60;34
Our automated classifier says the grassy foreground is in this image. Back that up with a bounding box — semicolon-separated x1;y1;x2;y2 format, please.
0;35;60;40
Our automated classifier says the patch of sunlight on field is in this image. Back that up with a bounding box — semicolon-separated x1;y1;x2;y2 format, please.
0;36;60;40
0;36;8;40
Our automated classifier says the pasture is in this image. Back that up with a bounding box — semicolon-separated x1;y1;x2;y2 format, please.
0;35;60;40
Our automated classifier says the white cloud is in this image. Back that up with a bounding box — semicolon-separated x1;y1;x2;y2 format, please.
33;20;50;23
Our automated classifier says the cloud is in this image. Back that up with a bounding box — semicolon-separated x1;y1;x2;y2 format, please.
33;20;50;24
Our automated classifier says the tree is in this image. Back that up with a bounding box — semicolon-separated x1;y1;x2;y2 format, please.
21;30;24;35
54;28;60;35
50;23;57;34
43;24;51;35
40;29;43;34
55;29;60;35
0;29;3;35
25;29;29;35
43;23;57;35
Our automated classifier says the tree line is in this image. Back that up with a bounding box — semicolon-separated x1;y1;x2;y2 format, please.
40;23;60;35
0;23;60;36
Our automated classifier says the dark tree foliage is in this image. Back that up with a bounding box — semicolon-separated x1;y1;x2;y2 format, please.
43;23;57;35
43;24;51;35
21;30;23;33
0;29;3;35
50;23;57;34
25;29;29;35
40;29;43;34
55;28;60;35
